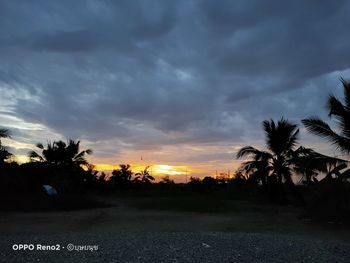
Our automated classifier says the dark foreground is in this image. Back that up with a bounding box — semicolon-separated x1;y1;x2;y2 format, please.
1;196;350;262
1;232;350;263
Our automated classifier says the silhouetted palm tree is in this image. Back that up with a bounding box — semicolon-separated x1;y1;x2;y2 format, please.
237;147;272;187
0;128;12;163
134;166;155;184
237;118;299;185
111;164;133;189
237;118;308;203
302;79;350;153
160;175;175;185
292;146;346;185
0;129;10;141
29;140;92;168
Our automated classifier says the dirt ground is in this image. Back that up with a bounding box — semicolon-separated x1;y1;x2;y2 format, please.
1;195;349;243
2;196;350;262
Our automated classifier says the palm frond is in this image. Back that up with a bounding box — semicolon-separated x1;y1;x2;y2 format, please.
327;94;350;137
340;78;350;109
327;95;346;117
302;117;350;152
0;128;10;138
339;168;350;181
327;162;347;178
263;118;299;155
293;149;347;174
147;175;155;181
236;146;262;159
36;143;44;149
28;151;44;161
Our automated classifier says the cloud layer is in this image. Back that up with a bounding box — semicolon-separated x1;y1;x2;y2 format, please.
1;0;350;176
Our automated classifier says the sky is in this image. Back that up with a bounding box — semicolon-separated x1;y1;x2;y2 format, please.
1;0;350;181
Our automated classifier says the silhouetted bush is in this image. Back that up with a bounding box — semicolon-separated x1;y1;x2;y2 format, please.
201;176;217;191
187;176;202;192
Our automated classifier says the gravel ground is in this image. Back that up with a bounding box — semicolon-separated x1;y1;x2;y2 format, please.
1;231;350;263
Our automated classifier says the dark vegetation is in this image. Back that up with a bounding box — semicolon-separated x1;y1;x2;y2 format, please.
1;80;350;222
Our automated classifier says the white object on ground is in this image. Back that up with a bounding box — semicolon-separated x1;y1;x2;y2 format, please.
42;185;58;196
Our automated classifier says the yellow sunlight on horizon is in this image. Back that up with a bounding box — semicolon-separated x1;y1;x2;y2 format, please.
152;164;189;176
94;163;189;176
15;155;30;164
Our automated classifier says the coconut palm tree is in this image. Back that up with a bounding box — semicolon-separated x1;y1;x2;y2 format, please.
237;118;309;204
29;140;92;168
133;166;155;184
237;118;299;186
291;146;346;184
302;79;350;153
302;79;350;181
111;164;133;189
237;147;272;186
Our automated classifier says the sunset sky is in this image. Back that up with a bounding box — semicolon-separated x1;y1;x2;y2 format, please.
1;1;350;182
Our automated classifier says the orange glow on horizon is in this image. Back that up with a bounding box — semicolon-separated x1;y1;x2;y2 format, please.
3;138;243;183
94;163;191;176
93;163;120;171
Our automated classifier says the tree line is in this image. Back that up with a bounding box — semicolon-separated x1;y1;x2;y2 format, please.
0;80;350;210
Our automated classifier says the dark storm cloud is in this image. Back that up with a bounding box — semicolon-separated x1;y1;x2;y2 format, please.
30;30;101;52
1;0;350;158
